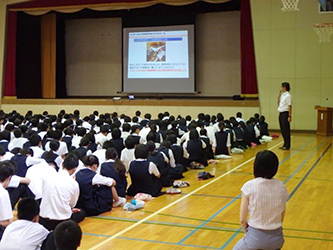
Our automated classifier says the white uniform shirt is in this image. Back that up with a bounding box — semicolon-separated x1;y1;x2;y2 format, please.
131;159;160;177
26;161;57;200
92;149;106;173
0;220;49;250
44;141;68;156
278;91;292;113
241;177;288;230
40;170;79;220
120;148;135;171
0;185;13;222
30;146;44;159
8;137;29;151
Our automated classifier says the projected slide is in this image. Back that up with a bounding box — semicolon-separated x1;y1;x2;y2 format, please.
128;30;189;79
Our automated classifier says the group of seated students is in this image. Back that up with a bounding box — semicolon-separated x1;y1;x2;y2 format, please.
0;109;270;249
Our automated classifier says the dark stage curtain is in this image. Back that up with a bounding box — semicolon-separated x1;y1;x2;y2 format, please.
240;0;258;97
3;11;17;97
16;13;42;98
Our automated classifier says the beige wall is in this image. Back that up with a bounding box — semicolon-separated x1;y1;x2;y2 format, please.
1;1;332;129
251;0;333;130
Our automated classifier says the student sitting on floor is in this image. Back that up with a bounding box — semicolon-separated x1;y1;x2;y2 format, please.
147;141;173;187
0;161;16;240
75;155;126;216
183;130;208;167
233;150;288;250
120;137;136;172
39;154;86;231
127;144;162;197
167;134;190;171
212;121;231;158
100;148;127;198
110;128;125;157
0;197;49;250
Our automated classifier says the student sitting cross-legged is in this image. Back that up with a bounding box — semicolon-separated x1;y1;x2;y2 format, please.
75;155;126;216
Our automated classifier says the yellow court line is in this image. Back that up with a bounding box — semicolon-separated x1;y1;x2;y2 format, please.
88;140;284;250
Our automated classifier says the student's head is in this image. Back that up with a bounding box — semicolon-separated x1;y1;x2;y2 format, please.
144;113;151;120
253;150;279;179
281;82;290;92
146;141;156;153
50;140;60;152
122;123;131;132
62;154;79;171
135;110;141;117
0;161;16;187
105;147;118;160
125;137;135;149
236;112;242;118
79;136;90;147
29;134;41;147
259;116;266;123
76;127;86;137
64;127;74;136
166;134;177;145
102;140;114;150
131;125;140;134
200;128;207;136
100;125;109;134
111;128;121;139
13;129;23;138
189;130;199;140
0;130;10;141
54;220;82;250
82;155;99;172
146;131;158;143
17;197;40;222
134;144;149;159
218;121;225;130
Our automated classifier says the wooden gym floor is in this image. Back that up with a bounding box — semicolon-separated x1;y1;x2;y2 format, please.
78;133;333;250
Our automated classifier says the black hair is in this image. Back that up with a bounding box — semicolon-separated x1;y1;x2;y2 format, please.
102;140;114;150
54;220;82;250
0;161;16;182
122;123;131;132
200;128;207;136
218;121;225;130
146;141;156;153
111;128;121;139
17;197;39;221
189;130;199;140
134;144;149;159
29;134;41;146
131;125;140;134
76;127;86;137
0;130;10;141
236;112;242;118
135;111;141;116
13;129;23;138
281;82;290;91
79;136;90;147
105;148;126;178
50;140;60;151
100;125;109;134
82;155;99;167
166;134;177;145
146;131;158;143
125;137;135;149
64;128;74;136
63;154;79;171
253;150;279;179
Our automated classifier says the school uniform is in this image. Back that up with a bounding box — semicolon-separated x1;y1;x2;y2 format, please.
100;160;127;197
0;140;9;151
61;135;73;151
200;136;214;159
259;122;269;136
30;146;45;159
8;137;29;151
110;138;125;157
127;159;162;197
0;184;13;239
278;91;292;149
213;131;231;155
0;220;49;250
183;139;208;166
148;150;172;187
171;144;190;170
120;148;135;171
247;124;261;145
44;141;68;157
39;170;85;231
41;151;62;169
11;154;44;177
75;168;114;216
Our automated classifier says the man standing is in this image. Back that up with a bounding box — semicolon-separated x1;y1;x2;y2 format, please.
278;82;292;150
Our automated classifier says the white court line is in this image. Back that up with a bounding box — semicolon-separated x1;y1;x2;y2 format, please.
88;140;284;250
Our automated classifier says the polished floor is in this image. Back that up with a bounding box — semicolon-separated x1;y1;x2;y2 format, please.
78;133;333;250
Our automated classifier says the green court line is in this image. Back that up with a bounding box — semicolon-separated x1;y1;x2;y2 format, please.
85;218;333;243
91;214;333;236
91;215;239;233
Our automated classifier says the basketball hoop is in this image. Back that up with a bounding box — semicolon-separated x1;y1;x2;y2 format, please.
281;0;300;11
313;23;333;42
